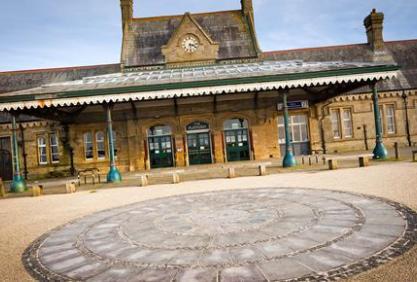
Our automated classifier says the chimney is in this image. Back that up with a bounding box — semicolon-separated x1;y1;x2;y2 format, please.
241;0;254;17
364;9;385;52
121;0;133;29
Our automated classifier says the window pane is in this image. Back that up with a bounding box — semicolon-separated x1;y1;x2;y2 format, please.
385;105;396;134
96;131;105;159
84;132;93;160
331;110;341;138
38;137;47;164
342;109;353;138
50;134;60;163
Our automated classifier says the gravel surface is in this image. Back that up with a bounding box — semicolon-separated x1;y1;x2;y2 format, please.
0;162;416;282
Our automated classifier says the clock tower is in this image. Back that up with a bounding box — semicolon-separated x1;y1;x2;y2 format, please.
120;0;260;70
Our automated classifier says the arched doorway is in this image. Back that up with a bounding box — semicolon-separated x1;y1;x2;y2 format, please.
147;125;174;169
223;118;250;162
186;121;213;165
0;137;13;181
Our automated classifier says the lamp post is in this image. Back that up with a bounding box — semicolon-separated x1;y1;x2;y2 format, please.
10;114;27;193
282;90;297;167
371;82;388;159
105;104;122;183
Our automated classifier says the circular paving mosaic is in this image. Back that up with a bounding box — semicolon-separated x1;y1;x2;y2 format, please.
23;188;417;282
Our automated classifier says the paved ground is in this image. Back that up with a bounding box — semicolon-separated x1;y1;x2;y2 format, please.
0;161;416;281
24;188;416;281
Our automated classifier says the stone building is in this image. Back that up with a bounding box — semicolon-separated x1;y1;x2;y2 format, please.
0;1;415;190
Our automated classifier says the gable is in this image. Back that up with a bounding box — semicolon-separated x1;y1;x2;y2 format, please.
161;13;219;66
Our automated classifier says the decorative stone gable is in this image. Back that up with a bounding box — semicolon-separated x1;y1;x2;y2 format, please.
161;13;220;66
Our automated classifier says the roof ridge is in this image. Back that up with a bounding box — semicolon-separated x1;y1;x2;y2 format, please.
263;39;417;55
0;63;120;75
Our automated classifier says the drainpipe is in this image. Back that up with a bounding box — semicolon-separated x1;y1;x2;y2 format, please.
319;101;332;154
402;90;412;147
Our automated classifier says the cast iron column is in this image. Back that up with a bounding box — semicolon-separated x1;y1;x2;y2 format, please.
371;82;388;159
282;90;297;167
106;105;122;183
402;91;412;147
10;114;27;192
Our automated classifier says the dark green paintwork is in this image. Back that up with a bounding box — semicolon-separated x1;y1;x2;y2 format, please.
371;84;388;160
225;129;250;162
282;91;297;168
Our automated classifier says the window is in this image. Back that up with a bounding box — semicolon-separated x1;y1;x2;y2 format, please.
330;110;341;139
84;132;94;160
37;137;48;165
96;131;106;160
224;119;248;130
278;114;309;144
50;133;60;163
330;109;353;139
342;109;353;138
385;105;396;134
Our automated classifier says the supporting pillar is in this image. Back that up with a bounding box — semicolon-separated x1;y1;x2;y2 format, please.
371;82;388;160
105;105;122;183
282;90;297;167
10;114;27;193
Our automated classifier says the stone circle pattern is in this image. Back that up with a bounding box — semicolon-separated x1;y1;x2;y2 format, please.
23;188;417;281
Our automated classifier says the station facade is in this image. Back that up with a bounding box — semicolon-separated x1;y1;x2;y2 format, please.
0;1;416;186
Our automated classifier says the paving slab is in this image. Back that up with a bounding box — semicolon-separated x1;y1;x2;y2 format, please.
23;188;417;281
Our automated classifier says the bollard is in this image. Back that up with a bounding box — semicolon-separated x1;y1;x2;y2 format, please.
359;156;369;167
301;156;305;165
32;185;43;197
172;173;180;184
315;155;319;164
412;150;417;162
258;165;267;176
308;156;312;166
139;175;148;187
394;142;399;160
0;178;5;198
228;167;236;179
65;182;77;194
328;159;338;170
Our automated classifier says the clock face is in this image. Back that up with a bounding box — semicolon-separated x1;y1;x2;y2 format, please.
181;35;199;53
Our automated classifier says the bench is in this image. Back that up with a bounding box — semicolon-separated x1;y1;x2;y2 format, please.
413;150;417;162
77;168;101;185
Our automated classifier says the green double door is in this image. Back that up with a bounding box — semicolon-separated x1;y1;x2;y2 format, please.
187;132;212;165
148;135;174;169
225;129;250;162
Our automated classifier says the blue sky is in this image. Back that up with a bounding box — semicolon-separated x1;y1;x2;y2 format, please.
1;0;417;71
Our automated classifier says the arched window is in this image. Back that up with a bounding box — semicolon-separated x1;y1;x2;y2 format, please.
83;132;93;160
147;125;172;137
37;137;47;165
96;131;105;160
223;118;248;130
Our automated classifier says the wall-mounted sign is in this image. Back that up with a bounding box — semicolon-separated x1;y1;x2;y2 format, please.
277;100;309;111
186;121;209;131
